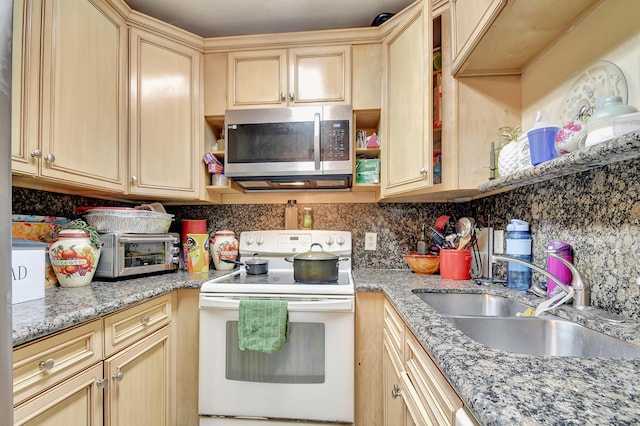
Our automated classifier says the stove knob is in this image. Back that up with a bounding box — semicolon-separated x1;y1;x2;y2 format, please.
256;237;264;246
246;237;254;246
325;236;334;246
336;236;345;246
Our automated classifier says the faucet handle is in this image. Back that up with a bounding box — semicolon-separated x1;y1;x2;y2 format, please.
546;253;591;309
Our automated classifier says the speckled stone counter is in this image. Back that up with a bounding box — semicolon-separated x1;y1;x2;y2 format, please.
13;268;640;425
354;269;640;425
11;270;228;347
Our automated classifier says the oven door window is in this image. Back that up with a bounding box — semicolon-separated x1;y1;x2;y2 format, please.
123;240;167;267
225;321;325;384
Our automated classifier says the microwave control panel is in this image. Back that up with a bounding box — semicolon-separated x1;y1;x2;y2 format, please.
322;120;349;160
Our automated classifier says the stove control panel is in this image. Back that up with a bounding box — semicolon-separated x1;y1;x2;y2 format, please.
240;230;352;256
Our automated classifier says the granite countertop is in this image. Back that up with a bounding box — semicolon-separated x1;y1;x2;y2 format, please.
354;269;640;426
13;269;640;425
11;270;225;347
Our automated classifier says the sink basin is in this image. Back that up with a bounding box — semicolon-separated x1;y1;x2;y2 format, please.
413;291;531;317
447;316;640;357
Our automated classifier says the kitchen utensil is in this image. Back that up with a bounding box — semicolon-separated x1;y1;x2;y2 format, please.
285;243;347;283
455;217;475;237
434;215;455;234
222;254;269;275
457;234;472;250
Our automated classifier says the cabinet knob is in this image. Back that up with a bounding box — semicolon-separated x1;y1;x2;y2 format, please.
131;175;138;184
96;378;108;389
112;371;124;382
280;92;286;101
419;167;427;175
391;383;402;399
43;154;55;163
140;315;151;325
30;150;42;159
39;358;55;371
288;92;294;101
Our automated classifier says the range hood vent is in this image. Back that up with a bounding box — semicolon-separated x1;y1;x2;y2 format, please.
231;175;352;192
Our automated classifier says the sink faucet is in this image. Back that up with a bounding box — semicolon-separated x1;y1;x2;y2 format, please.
476;221;591;312
490;253;590;310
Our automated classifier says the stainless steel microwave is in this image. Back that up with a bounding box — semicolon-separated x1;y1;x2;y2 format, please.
224;105;353;191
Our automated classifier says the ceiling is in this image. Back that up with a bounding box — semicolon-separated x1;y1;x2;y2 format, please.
124;0;415;38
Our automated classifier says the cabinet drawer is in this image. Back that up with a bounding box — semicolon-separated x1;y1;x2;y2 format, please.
383;298;404;356
13;319;103;406
104;293;173;357
405;331;462;426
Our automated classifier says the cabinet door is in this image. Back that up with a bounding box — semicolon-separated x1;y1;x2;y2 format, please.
11;0;42;176
129;27;202;199
288;45;351;105
13;363;104;426
227;49;288;108
381;1;433;197
104;326;174;426
383;332;406;426
38;0;127;192
449;0;501;65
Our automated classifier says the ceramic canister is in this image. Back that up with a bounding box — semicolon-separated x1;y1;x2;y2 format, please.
210;230;238;270
48;229;101;287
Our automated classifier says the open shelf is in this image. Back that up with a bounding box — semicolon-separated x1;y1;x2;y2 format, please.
478;132;640;193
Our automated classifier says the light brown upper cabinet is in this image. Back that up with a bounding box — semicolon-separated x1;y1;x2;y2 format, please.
380;0;433;198
128;27;202;199
11;0;128;194
450;0;601;76
227;46;351;109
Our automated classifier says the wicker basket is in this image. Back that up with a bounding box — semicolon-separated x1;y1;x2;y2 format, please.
83;209;174;234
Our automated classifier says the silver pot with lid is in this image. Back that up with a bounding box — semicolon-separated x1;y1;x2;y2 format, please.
285;243;347;283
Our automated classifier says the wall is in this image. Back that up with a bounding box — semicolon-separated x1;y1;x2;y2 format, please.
12;154;640;319
522;0;640;126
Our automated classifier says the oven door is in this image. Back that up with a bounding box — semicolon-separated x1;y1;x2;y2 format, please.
199;294;354;424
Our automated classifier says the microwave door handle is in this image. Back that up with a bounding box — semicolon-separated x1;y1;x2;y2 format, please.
314;112;321;170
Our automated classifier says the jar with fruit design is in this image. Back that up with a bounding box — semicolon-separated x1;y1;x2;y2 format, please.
48;229;101;287
210;230;238;270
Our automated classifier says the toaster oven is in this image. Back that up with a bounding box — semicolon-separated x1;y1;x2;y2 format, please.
95;233;181;279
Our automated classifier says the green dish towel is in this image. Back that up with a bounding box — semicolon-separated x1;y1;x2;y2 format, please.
238;299;289;353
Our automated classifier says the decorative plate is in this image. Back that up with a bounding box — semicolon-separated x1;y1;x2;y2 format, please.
557;60;628;125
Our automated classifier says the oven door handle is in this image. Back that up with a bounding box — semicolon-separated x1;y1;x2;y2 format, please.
200;296;354;312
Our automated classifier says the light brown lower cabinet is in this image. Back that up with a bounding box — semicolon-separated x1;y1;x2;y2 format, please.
358;293;471;426
13;293;178;426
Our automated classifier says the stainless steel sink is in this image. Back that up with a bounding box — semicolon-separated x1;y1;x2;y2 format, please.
446;316;640;357
413;291;531;317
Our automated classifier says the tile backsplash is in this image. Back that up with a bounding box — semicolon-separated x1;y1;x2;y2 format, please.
12;156;640;318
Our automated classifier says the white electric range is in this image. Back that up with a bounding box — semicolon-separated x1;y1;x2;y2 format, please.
199;230;355;426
